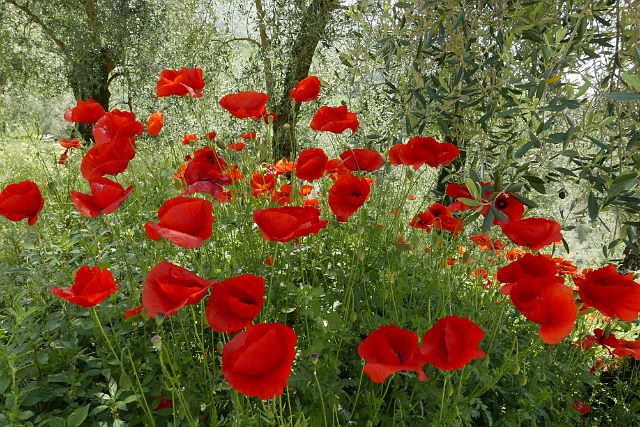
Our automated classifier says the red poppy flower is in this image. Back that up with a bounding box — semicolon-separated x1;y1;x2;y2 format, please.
274;159;294;175
124;305;144;320
339;148;384;172
471;234;492;250
0;180;44;226
424;203;464;236
206;274;265;333
59;137;81;149
64;98;105;123
481;194;525;226
224;165;245;182
58;150;69;165
250;171;277;197
156;393;173;410
182;133;199;145
501;218;563;251
80;143;133;181
222;323;297;399
253;206;328;242
303;198;319;209
497;253;557;285
446;182;492;212
147;112;164;136
581;328;620;350
145;197;214;249
295;148;328;181
390;137;460;169
388;144;404;165
184;146;230;186
265;255;274;266
550;256;579;277
205;131;217;140
575;265;640;321
70;177;134;218
358;325;427;383
508;276;577;344
572;401;590;415
156;67;205;98
179;181;232;203
219;92;269;119
420;316;486;370
299;184;313;196
240;131;257;140
290;75;321;102
51;266;119;307
310;105;359;134
262;112;278;124
328;173;370;222
227;142;246;151
612;339;640;360
272;184;291;206
93;109;144;147
142;261;213;318
410;212;435;231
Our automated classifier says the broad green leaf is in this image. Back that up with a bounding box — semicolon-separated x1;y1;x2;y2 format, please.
622;72;640;90
607;92;640;101
67;405;90;427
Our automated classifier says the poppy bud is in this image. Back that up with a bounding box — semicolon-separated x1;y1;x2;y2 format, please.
215;140;226;150
446;381;454;397
310;353;319;364
512;363;520;375
350;312;357;322
405;169;415;180
283;123;291;130
151;335;162;351
520;375;527;385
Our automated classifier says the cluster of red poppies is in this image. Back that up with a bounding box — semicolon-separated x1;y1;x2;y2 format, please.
359;317;486;384
496;253;640;348
2;65;640;407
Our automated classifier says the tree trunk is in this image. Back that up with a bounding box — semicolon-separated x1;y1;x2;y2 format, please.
68;47;113;142
271;0;338;160
436;134;466;196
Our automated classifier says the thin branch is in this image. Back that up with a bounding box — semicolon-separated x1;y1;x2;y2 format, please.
3;0;70;60
254;0;275;100
216;36;262;49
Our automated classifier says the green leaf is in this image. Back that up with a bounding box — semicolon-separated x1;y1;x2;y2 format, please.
622;72;640;90
482;209;495;232
464;178;481;199
67;405;90;427
458;197;482;207
588;192;599;221
48;417;66;427
607;173;638;199
607;92;640;101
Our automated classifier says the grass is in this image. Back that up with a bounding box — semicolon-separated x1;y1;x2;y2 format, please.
0;130;638;426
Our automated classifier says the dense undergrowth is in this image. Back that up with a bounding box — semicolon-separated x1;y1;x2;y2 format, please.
1;85;639;427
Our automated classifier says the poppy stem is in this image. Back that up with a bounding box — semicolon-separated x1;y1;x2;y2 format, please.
313;365;328;427
91;307;120;363
349;368;364;422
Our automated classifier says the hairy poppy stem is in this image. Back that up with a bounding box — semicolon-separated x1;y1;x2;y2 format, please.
91;307;120;363
313;366;328;427
349;368;364;422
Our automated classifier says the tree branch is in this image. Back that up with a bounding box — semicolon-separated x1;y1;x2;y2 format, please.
3;0;69;59
254;0;275;101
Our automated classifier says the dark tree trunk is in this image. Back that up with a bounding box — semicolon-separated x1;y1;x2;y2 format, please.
271;0;338;160
69;47;113;142
436;134;466;196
